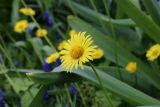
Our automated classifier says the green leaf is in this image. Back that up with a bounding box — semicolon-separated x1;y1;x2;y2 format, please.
142;0;160;25
64;1;135;27
116;0;160;43
29;37;43;63
26;66;160;105
27;71;81;84
22;85;45;107
11;0;20;25
28;85;48;107
42;45;56;56
68;16;160;89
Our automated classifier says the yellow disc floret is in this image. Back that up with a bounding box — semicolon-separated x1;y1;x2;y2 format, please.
146;44;160;61
19;7;35;16
14;20;28;33
36;28;48;37
125;62;137;73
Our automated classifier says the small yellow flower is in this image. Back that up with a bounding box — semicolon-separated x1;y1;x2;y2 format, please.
36;29;48;37
19;7;35;16
92;48;104;59
14;20;28;33
125;62;137;73
69;29;77;37
58;41;67;51
60;32;97;72
146;44;160;61
46;53;60;64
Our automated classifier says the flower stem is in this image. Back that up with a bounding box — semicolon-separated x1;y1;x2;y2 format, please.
89;62;114;107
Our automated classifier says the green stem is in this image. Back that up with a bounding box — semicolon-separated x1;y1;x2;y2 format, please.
75;83;87;107
134;73;138;86
64;84;73;106
102;0;123;81
21;0;56;50
89;62;114;107
89;0;108;33
67;0;77;17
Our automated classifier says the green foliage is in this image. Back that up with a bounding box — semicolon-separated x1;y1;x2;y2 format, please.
0;0;160;107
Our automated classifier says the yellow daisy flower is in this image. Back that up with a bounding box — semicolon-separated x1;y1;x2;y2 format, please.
60;32;97;72
14;20;28;33
146;44;160;61
125;62;137;73
46;53;60;64
58;41;67;51
36;28;48;37
19;7;35;16
69;29;77;37
92;48;104;59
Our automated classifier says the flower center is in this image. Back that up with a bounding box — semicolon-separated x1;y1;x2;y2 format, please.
71;45;84;59
152;50;158;56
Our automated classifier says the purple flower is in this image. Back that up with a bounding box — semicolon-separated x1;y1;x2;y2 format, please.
55;58;61;67
43;91;50;101
56;32;62;40
69;83;77;95
43;58;51;72
44;10;54;27
0;89;5;107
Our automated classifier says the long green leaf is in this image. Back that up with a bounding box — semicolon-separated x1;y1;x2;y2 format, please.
116;0;160;43
68;16;160;89
64;1;135;27
26;66;160;105
142;0;160;25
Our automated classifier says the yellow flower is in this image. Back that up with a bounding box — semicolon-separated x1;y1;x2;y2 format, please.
36;29;48;37
60;32;97;72
125;62;137;73
92;48;104;59
19;7;35;16
69;29;77;37
146;44;160;61
46;53;60;64
14;20;28;33
58;41;67;51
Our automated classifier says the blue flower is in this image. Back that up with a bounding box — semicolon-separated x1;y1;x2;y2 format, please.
64;104;69;107
55;58;61;67
69;83;77;95
44;10;54;27
28;27;34;35
0;89;5;107
56;32;62;40
43;58;51;72
43;91;50;101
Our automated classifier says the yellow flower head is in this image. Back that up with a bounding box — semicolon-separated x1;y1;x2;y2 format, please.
125;62;137;73
14;20;28;33
146;44;160;61
36;28;48;37
46;53;60;64
58;41;67;51
19;7;35;16
60;32;97;72
92;48;104;59
69;29;78;37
